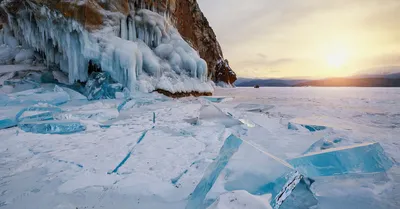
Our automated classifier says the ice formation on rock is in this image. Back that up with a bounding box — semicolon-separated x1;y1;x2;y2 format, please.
84;72;125;100
0;26;40;65
1;1;211;94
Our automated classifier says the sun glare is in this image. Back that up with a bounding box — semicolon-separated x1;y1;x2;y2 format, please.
326;47;348;68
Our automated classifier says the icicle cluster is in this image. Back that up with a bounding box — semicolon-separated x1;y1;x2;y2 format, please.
4;2;210;93
121;10;208;82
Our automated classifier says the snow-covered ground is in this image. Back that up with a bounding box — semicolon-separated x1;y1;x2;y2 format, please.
0;86;399;209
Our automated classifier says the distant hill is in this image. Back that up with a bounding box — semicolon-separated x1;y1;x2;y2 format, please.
353;72;400;79
235;73;400;87
235;78;306;87
296;77;400;87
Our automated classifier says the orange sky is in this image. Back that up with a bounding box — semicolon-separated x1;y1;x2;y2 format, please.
199;0;400;78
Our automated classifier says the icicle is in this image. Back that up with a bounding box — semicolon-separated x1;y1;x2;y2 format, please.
120;17;128;40
0;28;4;45
128;16;136;41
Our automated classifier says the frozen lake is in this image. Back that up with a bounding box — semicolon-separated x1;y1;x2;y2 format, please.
1;86;399;208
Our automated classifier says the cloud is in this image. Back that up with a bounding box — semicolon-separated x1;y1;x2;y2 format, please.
356;66;400;75
233;58;293;77
240;67;282;77
372;54;400;65
238;58;294;67
257;53;267;59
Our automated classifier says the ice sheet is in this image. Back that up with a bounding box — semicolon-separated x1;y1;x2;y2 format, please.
1;87;399;208
288;142;393;177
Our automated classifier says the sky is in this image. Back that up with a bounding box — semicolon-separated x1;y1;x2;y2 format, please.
198;0;400;79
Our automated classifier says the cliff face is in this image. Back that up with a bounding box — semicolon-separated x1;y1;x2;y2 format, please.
1;0;236;84
165;0;237;84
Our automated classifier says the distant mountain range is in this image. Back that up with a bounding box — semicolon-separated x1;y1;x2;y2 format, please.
235;73;400;87
234;78;306;87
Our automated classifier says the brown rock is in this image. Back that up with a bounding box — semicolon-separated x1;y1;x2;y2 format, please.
215;59;237;85
165;0;237;84
155;89;212;98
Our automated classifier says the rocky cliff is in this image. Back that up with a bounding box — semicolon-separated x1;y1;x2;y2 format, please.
0;0;236;86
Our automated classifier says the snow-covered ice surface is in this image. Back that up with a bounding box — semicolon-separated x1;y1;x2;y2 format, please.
0;86;399;209
214;87;400;209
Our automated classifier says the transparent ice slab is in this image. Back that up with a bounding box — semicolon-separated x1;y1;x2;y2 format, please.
0;86;70;106
187;135;313;209
0;105;62;130
199;105;242;127
19;121;86;134
288;142;393;177
202;97;226;103
302;136;347;154
288;121;327;132
3;78;40;93
235;103;275;113
16;106;63;123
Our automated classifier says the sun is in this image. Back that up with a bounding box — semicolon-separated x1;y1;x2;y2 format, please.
326;48;348;68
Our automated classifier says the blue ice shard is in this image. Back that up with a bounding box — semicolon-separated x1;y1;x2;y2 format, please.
16;106;63;123
303;136;346;154
19;121;86;134
3;78;40;93
0;118;17;129
0;105;62;130
0;106;22;129
187;135;312;209
186;135;242;209
235;103;275;113
84;72;124;100
287;122;299;131
279;178;318;209
288;142;393;177
288;122;327;132
202;97;226;103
